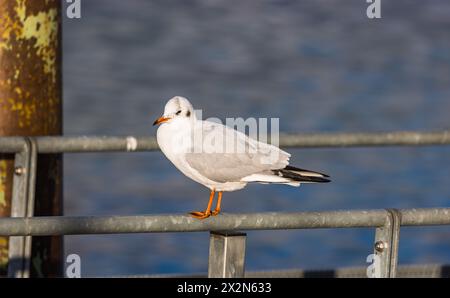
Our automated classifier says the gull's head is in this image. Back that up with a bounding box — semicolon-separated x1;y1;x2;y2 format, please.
153;96;195;126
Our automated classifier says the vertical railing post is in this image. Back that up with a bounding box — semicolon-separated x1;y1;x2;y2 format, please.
373;209;401;278
208;231;246;278
7;138;37;278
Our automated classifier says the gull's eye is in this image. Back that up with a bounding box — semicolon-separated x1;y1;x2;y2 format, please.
176;110;182;115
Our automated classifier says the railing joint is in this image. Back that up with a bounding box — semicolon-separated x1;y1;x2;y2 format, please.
373;208;401;278
7;137;37;278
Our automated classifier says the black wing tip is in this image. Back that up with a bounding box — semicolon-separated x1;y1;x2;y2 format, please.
273;169;331;183
298;176;331;183
284;165;330;178
316;177;331;183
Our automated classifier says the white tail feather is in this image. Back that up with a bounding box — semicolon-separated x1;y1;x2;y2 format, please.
241;174;301;187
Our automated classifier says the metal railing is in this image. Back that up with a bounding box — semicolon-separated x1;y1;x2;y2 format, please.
1;130;450;278
1;130;450;153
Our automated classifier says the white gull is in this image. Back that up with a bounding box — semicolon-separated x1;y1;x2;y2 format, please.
153;96;330;219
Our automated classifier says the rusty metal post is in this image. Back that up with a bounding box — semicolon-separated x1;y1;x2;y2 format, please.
0;0;62;277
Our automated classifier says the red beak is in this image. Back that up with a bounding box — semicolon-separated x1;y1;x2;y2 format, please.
153;116;170;126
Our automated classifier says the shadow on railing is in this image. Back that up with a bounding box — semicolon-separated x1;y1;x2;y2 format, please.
111;264;450;278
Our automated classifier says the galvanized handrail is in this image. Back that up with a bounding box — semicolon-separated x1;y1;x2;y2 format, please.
0;130;450;153
1;207;449;278
0;208;449;236
1;132;450;278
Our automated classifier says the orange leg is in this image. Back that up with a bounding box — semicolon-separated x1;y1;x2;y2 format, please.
212;192;222;216
190;189;215;219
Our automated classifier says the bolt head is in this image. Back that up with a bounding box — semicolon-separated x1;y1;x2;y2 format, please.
14;166;25;176
374;241;386;252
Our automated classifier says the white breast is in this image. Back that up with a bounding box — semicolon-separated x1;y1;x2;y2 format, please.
156;119;217;189
157;118;249;191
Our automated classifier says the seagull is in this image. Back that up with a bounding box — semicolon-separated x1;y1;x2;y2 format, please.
153;96;330;219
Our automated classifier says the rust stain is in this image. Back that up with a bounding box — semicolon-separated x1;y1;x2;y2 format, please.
1;0;58;81
0;0;61;133
0;237;8;274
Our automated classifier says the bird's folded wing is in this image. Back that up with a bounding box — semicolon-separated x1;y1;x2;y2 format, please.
185;121;290;183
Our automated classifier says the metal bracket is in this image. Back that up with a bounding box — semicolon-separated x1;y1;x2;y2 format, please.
373;208;401;278
208;231;246;278
7;137;37;278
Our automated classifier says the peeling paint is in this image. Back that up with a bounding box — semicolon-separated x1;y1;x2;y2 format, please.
6;96;37;128
1;0;59;82
18;7;59;82
0;0;61;131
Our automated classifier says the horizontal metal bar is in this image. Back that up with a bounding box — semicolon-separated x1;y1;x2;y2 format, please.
279;131;450;148
0;136;159;153
0;137;27;153
0;130;450;153
0;208;449;236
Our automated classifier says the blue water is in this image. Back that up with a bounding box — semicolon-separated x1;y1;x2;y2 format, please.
62;0;450;276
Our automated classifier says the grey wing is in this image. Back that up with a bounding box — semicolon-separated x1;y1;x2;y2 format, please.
185;121;290;183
